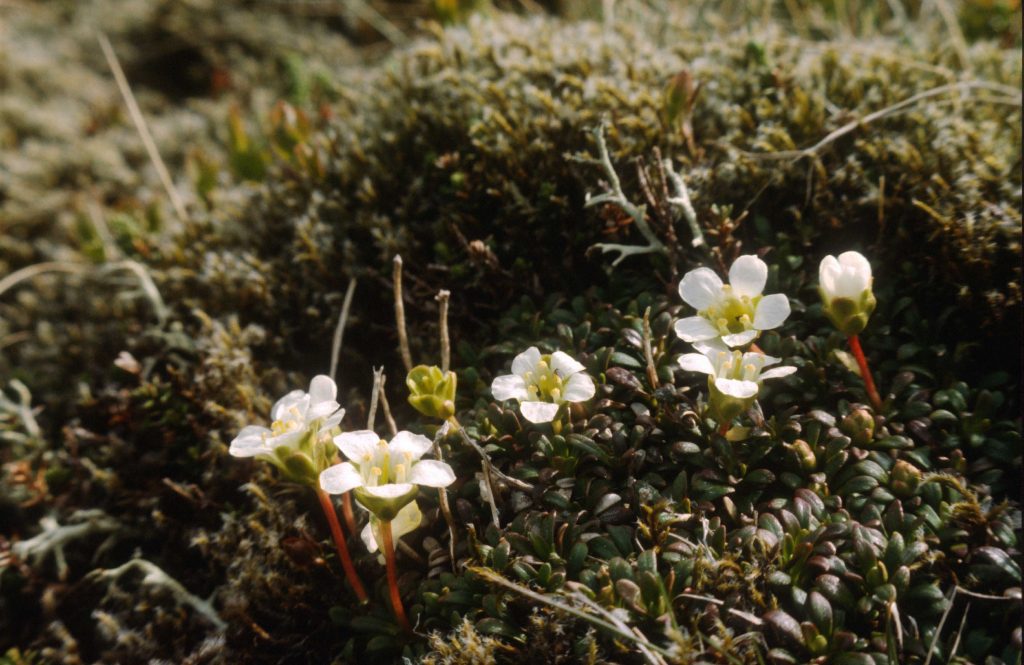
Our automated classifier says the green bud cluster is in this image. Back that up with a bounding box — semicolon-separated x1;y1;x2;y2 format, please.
406;365;457;420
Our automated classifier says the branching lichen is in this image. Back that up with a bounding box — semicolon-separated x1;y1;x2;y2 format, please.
12;510;120;581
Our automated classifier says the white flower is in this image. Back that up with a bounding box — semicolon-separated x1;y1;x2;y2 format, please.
229;375;344;458
679;339;796;420
819;251;876;335
490;347;596;423
674;255;791;347
819;251;872;299
319;430;456;520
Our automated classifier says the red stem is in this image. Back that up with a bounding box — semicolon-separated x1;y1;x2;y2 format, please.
341;491;358;536
848;334;883;411
316;489;369;604
380;519;412;633
718;421;731;436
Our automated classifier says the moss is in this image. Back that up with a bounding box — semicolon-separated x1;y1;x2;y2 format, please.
187;11;1019;387
1;2;1021;664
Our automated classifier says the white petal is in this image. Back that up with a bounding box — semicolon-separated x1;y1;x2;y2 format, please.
307;400;341;422
361;483;416;499
550;351;585;378
229;426;272;457
693;338;730;355
753;294;790;330
819;255;840;295
728;255;768;297
678;353;715;375
391;501;423;540
408;459;456;488
678;268;724;310
838;251;871;277
271;390;306;421
362;503;423;553
388;431;434;460
321;409;345;431
760;366;797;381
562;373;596;402
264;430;304;450
721;330;759;347
511;346;542;377
361;521;379;553
742;351;780;368
835;267;867;297
519;401;560;423
673;316;720;342
491;374;529;401
308;375;337;404
334;430;381;460
714;378;759;399
319;462;364;494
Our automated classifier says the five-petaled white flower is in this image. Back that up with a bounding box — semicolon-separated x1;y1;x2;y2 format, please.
490;347;596;423
229;375;344;458
679;339;796;421
320;430;455;523
819;251;876;335
674;255;791;347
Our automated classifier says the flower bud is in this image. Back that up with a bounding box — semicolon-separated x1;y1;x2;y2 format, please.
866;561;889;588
890;460;922;497
819;251;875;335
788;439;817;472
406;365;457;420
840;408;875;446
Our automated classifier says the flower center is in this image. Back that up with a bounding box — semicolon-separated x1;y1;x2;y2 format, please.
267;405;306;438
523;358;565;402
361;442;416;486
715;350;752;381
702;286;759;335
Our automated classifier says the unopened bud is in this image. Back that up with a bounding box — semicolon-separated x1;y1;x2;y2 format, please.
406;365;458;420
890;460;922;497
819;252;875;335
840;408;875;446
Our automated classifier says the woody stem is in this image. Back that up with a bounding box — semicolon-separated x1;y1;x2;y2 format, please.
848;334;883;411
316;489;368;604
380;519;412;633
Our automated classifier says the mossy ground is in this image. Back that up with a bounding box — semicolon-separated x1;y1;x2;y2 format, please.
1;1;1021;664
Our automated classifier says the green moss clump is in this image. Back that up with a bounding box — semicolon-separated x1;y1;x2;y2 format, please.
186;12;1019;383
